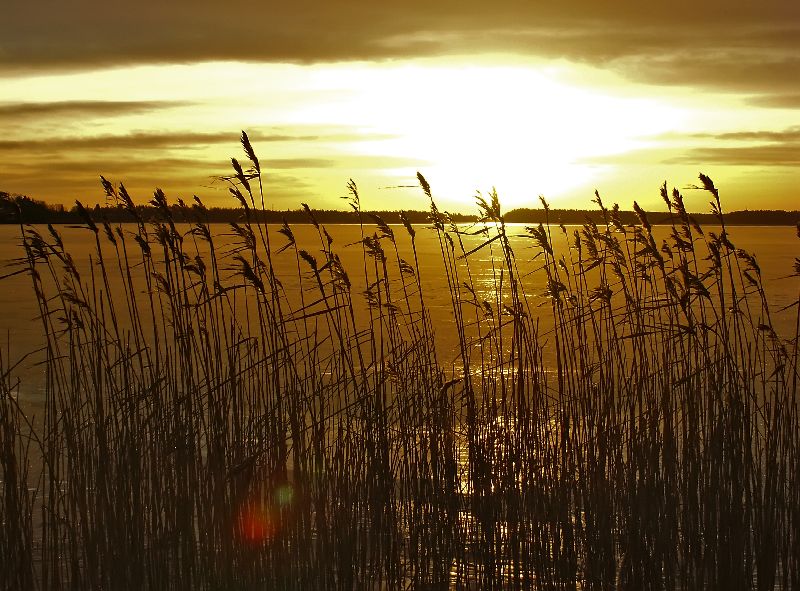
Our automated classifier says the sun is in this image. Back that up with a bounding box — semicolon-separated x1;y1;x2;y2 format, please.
292;59;685;210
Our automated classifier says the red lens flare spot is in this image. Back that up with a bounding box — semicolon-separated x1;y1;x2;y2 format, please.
236;506;274;544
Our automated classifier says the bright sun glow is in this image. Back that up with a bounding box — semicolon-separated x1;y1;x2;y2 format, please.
291;63;684;209
2;59;738;210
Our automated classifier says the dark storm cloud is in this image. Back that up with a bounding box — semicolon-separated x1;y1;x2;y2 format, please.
2;1;798;97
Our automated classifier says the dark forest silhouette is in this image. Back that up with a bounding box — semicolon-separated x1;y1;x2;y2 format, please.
2;190;798;226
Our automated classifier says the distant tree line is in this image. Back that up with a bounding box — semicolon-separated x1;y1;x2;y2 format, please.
503;207;800;226
0;191;477;226
1;191;798;226
0;192;75;224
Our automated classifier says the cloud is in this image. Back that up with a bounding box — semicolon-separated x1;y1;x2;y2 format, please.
666;146;800;166
746;94;800;109
577;126;800;169
2;1;798;100
610;50;800;95
1;153;335;191
0;100;191;120
0;128;426;205
0;130;321;152
0;152;318;206
4;156;220;177
662;126;800;167
690;127;800;143
0;128;396;153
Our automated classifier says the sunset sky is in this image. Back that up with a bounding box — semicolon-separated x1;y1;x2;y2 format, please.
1;1;798;212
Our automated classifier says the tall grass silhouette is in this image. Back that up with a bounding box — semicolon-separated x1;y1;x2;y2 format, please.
1;132;798;589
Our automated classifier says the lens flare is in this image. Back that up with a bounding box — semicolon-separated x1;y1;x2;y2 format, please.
236;505;275;544
274;484;294;507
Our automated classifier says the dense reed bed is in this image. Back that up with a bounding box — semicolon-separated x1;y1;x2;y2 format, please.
1;134;798;590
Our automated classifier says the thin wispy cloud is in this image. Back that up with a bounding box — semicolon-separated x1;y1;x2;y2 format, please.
667;146;800;167
3;157;318;205
746;94;800;109
0;131;322;151
690;126;800;143
0;100;191;120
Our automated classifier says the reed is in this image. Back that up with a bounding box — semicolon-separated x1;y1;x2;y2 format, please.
1;134;798;590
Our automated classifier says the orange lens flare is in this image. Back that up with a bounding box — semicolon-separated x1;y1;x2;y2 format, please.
236;506;275;544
